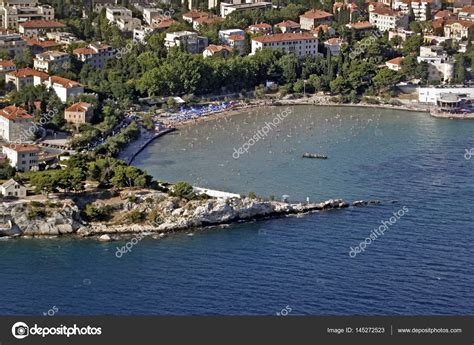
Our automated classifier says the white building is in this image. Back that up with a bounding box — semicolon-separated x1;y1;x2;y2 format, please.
418;86;474;103
0;179;27;197
324;38;343;56
0;105;33;143
299;9;334;30
33;50;70;72
251;32;318;58
143;7;163;25
5;67;48;91
2;144;39;172
417;46;454;82
0;0;54;29
369;7;408;32
18;19;66;36
164;31;208;53
106;7;141;31
218;28;244;44
385;56;403;71
73;43;114;69
0;59;15;76
43;76;84;103
220;1;272;18
458;6;474;21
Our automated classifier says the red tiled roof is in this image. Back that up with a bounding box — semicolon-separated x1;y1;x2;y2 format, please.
459;6;474;14
228;34;245;41
445;19;474;28
0;60;15;68
24;38;62;49
248;23;272;29
386;56;403;65
194;16;225;25
20;20;66;29
5;144;40;153
253;32;316;43
276;20;300;28
50;76;81;88
325;37;342;45
8;67;48;79
0;106;33;121
65;102;92;112
205;44;233;54
153;18;177;29
73;47;96;55
182;10;208;19
348;21;374;29
434;10;454;19
301;9;333;19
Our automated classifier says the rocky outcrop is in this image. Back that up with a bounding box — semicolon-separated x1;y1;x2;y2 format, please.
0;190;381;238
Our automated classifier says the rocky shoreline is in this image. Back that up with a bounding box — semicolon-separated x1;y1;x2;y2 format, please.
0;189;381;240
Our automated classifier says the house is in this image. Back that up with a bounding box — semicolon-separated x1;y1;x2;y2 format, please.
0;179;26;197
324;38;343;56
392;0;431;22
192;15;224;30
150;16;176;31
182;10;208;24
434;10;455;20
0;33;26;57
164;31;208;54
203;44;233;58
385;56;404;71
311;24;336;37
92;0;118;13
220;2;272;18
275;20;301;33
0;59;15;77
143;7;164;25
219;29;245;44
346;21;375;37
19;20;66;36
369;7;408;32
24;37;62;54
251;32;318;58
417;46;454;82
444;19;474;39
0;105;33;143
5;67;48;91
46;31;83;45
227;34;245;54
458;6;474;22
247;23;272;35
33;50;70;73
105;7;141;31
64;102;94;125
43;76;83;103
73;43;115;69
299;9;334;30
0;0;54;29
2;144;39;172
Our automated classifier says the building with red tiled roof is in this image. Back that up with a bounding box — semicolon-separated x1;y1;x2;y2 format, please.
324;38;344;56
24;37;63;54
247;23;273;35
193;15;225;30
44;76;84;103
0;106;34;143
73;43;115;69
386;56;404;71
300;9;334;30
203;44;233;58
444;19;474;39
458;6;474;21
251;32;318;58
275;20;301;33
19;20;66;36
0;59;16;75
5;67;48;91
2;144;40;172
65;102;94;125
311;24;336;37
369;7;408;31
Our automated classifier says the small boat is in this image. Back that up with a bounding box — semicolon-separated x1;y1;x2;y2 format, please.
302;153;328;159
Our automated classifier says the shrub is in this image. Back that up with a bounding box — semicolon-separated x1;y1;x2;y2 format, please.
170;182;195;200
27;207;48;219
126;210;145;223
83;204;112;222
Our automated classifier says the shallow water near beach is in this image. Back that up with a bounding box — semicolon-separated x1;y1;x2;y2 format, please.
1;106;473;315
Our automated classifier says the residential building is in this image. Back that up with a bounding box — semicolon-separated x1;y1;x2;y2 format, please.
182;10;208;24
418;86;474;103
5;67;48;91
203;44;232;58
324;37;343;56
19;20;66;36
105;7;141;31
417;46;454;82
251;32;318;58
275;20;301;33
369;7;408;32
388;29;414;42
164;31;208;53
311;24;336;37
444;19;474;39
434;10;455;20
247;23;272;35
2;144;39;172
192;15;224;30
0;33;25;57
0;105;33;142
218;28;245;44
143;7;163;24
64;102;94;125
0;58;15;76
43;76;84;103
458;6;474;21
385;56;403;70
299;9;334;30
92;0;118;13
73;43;114;69
0;179;27;197
220;1;272;18
227;34;245;54
346;21;375;37
392;0;431;22
33;50;70;72
24;37;62;54
150;16;176;31
46;31;83;45
0;0;54;29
